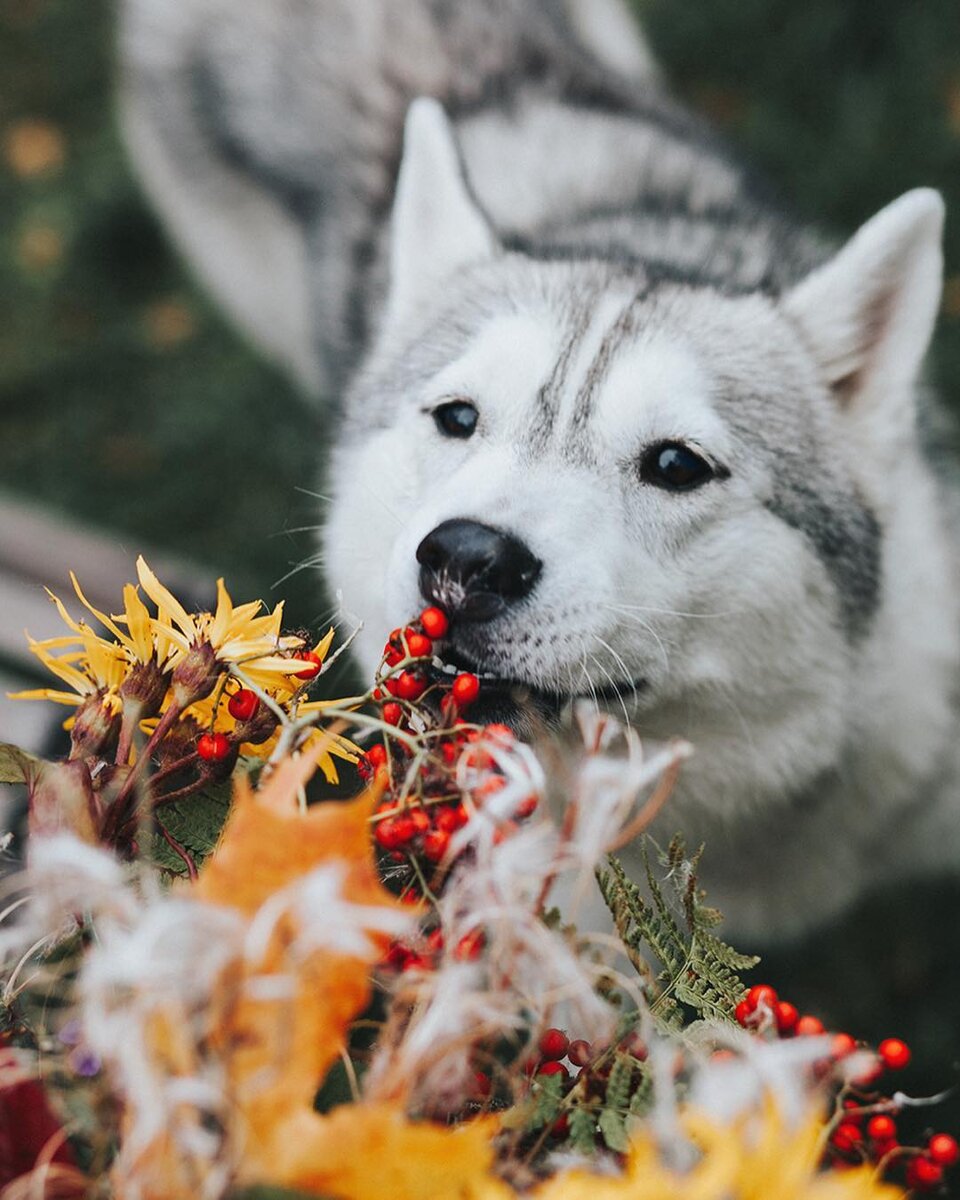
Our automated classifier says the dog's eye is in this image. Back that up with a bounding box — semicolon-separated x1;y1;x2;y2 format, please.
433;399;478;439
640;442;717;491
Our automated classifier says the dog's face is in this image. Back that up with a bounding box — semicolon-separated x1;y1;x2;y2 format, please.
325;101;943;786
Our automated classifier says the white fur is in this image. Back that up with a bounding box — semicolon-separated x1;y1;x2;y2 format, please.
326;122;957;938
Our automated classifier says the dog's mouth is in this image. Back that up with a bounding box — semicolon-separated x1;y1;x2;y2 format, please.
430;643;646;731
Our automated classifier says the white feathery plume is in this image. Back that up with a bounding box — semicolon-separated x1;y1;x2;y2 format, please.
0;834;138;964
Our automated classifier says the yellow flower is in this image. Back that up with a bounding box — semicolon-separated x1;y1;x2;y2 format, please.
10;635;126;715
530;1102;903;1200
136;556;301;678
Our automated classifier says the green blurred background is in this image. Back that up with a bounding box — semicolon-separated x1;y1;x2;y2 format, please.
1;0;959;1155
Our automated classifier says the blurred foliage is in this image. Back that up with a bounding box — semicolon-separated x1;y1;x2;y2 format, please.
0;0;959;1137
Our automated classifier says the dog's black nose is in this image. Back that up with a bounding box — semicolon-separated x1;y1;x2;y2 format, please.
416;519;542;622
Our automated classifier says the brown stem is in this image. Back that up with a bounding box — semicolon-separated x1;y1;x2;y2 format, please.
158;823;198;881
102;702;182;839
145;752;199;794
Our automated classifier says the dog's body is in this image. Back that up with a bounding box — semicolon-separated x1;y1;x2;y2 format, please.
120;0;960;941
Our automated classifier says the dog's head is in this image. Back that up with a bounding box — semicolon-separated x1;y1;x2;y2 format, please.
325;99;944;788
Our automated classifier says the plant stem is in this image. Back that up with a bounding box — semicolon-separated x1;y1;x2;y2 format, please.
103;702;181;839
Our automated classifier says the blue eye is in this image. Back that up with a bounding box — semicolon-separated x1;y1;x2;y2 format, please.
433;399;478;439
640;442;718;491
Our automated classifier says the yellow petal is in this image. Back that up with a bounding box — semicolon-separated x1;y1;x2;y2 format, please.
117;584;155;663
137;556;197;643
70;570;128;644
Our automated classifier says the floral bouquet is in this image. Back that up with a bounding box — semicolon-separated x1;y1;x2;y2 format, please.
0;562;955;1199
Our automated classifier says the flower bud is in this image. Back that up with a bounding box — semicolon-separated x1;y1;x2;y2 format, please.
28;759;100;844
170;641;220;708
119;657;171;721
69;694;121;761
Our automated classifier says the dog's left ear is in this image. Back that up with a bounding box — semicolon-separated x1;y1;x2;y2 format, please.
383;97;499;333
784;189;944;438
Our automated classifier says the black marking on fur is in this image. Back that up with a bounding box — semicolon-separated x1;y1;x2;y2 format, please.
189;57;320;226
569;282;654;433
764;483;882;640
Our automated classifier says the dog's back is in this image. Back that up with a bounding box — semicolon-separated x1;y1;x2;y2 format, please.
120;0;816;393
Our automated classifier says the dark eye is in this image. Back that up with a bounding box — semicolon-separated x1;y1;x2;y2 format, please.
433;399;479;439
639;442;719;491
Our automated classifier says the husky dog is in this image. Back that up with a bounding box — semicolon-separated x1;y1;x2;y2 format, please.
120;0;959;941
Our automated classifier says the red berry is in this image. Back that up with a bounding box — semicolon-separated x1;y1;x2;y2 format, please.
367;743;388;769
735;999;755;1027
831;1122;863;1153
867;1115;897;1142
906;1156;944;1190
454;929;485;961
426;928;445;953
383;676;402;697
396;670;427;701
850;1056;884;1088
567;1039;592;1068
420;607;449;639
391;815;417;845
440;741;459;765
382;701;403;725
872;1138;899;1162
831;1032;857;1060
484;723;514;743
796;1015;825;1037
401;954;433;972
197;731;231;761
293;650;323;680
409;809;431;834
551;1113;570;1138
227;688;259;722
405;631;433;659
434;807;460;833
878;1038;911;1071
775;1001;799;1035
451;672;480;707
539;1029;569;1062
928;1134;959;1167
422;829;451;862
537;1061;568;1082
473;1071;492;1098
746;984;778;1011
375;818;403;850
617;1032;647;1061
516;794;539;819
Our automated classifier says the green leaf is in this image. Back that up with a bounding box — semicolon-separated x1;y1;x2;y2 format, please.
567;1105;598;1155
528;1070;564;1131
0;742;38;785
598;1105;629;1153
150;778;234;875
599;836;760;1029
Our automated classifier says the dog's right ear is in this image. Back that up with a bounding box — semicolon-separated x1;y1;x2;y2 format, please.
383;97;499;333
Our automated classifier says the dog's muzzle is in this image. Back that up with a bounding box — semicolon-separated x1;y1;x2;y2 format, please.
416;518;542;622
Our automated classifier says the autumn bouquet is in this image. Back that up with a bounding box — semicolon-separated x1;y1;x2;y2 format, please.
0;563;955;1199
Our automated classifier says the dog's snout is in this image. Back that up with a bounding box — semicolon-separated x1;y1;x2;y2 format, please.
416;519;542;621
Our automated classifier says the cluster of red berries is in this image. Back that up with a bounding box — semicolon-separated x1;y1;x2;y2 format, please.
385;923;486;974
510;1027;647;1141
361;605;479;733
194;648;324;763
736;984;957;1191
359;606;538;878
832;1110;958;1191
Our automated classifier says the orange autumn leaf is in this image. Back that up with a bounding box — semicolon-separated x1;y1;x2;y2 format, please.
193;749;386;916
244;1104;512;1200
190;754;407;1144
